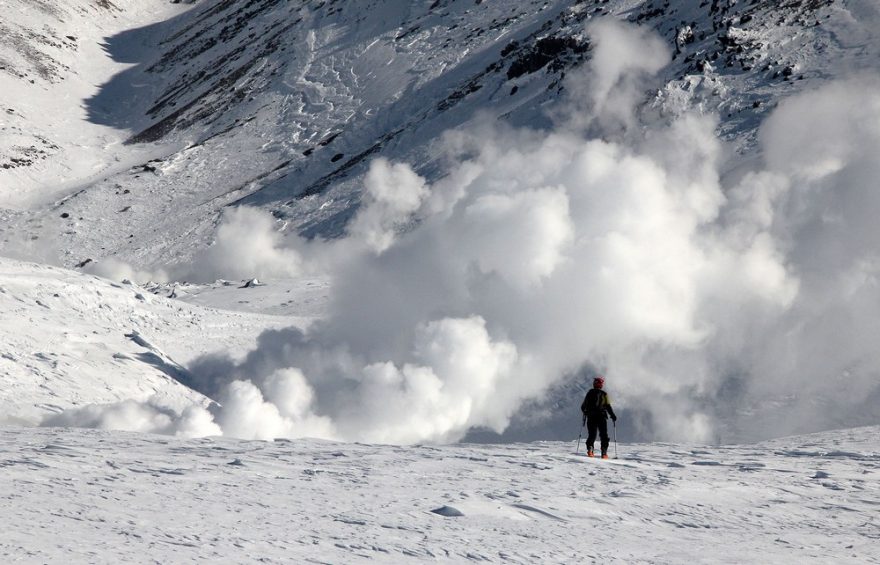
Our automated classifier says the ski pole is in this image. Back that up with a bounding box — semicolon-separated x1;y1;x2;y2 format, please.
575;414;586;454
613;420;618;459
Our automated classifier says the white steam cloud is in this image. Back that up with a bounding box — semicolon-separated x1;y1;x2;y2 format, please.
43;400;220;438
81;206;306;284
563;18;670;133
212;374;334;441
185;206;305;282
83;257;169;284
349;159;430;254
47;23;880;444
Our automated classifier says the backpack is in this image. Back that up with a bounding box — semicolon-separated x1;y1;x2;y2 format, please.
582;388;607;416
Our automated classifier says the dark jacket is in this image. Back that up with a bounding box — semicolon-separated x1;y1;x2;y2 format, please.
581;388;617;421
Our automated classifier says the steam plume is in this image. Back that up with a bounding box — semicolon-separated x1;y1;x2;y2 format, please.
45;24;880;444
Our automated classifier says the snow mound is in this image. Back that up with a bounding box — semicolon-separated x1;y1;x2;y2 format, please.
0;257;292;424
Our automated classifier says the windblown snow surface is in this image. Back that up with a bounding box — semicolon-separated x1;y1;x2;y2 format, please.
0;256;302;425
0;426;877;563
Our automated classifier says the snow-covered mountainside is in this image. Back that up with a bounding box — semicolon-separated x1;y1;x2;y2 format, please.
0;0;190;206
0;425;877;563
2;0;878;268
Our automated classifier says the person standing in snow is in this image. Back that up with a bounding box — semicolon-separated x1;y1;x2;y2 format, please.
580;376;617;459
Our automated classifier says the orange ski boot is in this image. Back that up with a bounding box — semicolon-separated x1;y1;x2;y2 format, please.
587;449;595;458
601;453;609;459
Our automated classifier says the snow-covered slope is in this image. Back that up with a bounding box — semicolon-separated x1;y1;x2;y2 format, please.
0;425;877;563
3;0;879;269
0;0;191;207
0;257;302;424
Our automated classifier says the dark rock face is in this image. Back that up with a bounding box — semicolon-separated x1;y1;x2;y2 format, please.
506;36;590;80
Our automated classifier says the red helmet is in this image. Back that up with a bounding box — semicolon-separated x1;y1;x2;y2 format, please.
593;376;605;389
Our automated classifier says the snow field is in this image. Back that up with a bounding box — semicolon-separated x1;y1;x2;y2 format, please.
0;425;876;564
0;257;302;423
